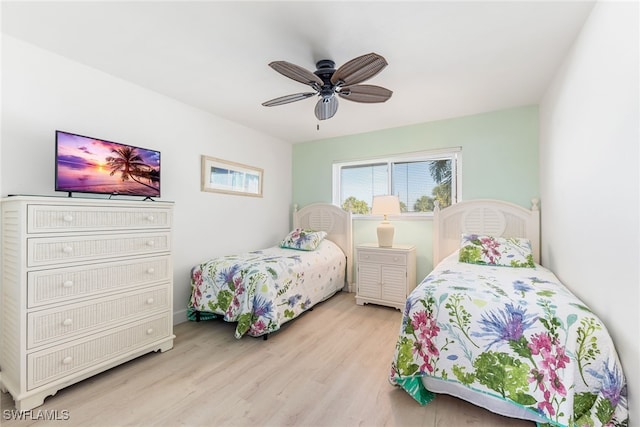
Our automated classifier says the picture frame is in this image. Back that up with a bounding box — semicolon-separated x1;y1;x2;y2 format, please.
200;155;263;197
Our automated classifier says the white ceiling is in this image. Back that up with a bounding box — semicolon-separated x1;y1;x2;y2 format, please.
2;1;594;144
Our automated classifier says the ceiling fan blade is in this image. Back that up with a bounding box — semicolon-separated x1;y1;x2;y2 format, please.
262;92;316;107
338;85;393;103
331;53;388;86
315;95;338;120
269;61;323;88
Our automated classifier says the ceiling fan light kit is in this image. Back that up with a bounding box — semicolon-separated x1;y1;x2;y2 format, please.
262;52;393;121
315;95;338;121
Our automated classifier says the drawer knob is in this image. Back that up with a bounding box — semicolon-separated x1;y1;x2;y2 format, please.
62;246;73;254
146;267;155;274
62;280;73;288
146;240;155;246
63;215;74;222
62;318;73;326
393;257;399;261
146;298;155;305
145;215;154;221
62;356;73;365
146;328;154;335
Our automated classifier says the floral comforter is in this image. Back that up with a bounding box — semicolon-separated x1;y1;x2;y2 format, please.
189;239;345;338
389;252;628;427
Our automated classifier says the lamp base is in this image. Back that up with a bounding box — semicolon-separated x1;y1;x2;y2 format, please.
377;221;395;247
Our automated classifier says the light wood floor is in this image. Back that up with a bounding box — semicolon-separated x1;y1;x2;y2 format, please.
1;292;535;426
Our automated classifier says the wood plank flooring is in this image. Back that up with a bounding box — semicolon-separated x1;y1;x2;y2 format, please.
1;292;535;426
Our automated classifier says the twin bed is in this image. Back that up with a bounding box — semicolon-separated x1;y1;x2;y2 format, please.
187;199;628;426
389;199;628;426
188;203;352;339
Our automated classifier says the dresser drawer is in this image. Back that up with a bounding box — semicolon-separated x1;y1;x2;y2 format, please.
27;204;172;234
27;314;171;389
27;232;171;267
358;250;407;266
27;256;171;308
28;285;170;349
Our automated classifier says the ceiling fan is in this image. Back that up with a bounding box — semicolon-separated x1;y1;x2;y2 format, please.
262;52;393;121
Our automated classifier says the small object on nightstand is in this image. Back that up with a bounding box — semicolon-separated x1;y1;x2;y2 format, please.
371;195;401;247
355;243;417;310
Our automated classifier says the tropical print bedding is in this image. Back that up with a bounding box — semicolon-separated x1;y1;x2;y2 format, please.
188;239;346;338
390;251;628;427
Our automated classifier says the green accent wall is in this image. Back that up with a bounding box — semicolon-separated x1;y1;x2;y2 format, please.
292;106;539;281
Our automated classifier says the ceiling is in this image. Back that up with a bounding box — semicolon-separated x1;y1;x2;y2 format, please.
1;1;594;144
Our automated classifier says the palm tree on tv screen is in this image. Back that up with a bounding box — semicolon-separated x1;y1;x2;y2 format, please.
105;146;158;191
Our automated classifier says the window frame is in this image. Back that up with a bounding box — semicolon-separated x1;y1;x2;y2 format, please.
332;148;462;218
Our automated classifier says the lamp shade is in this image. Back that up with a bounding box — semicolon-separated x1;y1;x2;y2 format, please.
371;195;401;216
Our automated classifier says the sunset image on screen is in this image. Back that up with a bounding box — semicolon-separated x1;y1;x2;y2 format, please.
56;132;160;196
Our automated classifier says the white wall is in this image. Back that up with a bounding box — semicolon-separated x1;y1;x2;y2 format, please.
540;1;639;421
1;36;293;323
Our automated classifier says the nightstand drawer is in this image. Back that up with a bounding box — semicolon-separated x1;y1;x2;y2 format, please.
358;251;407;266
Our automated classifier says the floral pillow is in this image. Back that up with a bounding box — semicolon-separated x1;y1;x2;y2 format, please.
458;234;535;268
280;228;327;251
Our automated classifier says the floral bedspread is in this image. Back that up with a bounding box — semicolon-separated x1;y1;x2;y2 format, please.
189;239;345;338
389;252;628;427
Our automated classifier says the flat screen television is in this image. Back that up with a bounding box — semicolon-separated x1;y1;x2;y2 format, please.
55;130;161;198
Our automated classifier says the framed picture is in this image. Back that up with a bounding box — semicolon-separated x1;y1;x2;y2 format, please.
201;155;263;197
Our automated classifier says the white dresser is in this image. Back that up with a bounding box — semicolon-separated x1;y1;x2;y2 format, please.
0;196;175;410
355;243;417;310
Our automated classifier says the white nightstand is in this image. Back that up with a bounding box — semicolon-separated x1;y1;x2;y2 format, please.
355;243;417;310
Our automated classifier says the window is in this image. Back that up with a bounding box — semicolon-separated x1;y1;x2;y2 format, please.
333;148;461;215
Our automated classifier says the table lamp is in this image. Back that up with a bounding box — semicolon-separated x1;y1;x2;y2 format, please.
371;195;401;247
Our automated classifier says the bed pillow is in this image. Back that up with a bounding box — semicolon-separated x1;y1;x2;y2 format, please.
280;228;327;251
459;234;535;268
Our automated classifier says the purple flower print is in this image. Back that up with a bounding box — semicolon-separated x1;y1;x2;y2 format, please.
411;310;440;374
287;294;302;307
249;319;267;336
513;280;534;294
217;264;241;286
191;269;203;303
527;331;570;418
480;236;501;263
253;295;274;318
473;303;537;349
193;269;203;286
587;360;625;408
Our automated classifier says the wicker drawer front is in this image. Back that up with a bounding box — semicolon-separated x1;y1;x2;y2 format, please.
358;251;407;266
28;285;170;348
27;205;172;233
27;315;171;389
27;256;171;308
27;232;171;267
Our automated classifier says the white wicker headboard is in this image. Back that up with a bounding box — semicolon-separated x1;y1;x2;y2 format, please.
433;199;540;266
293;203;353;289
